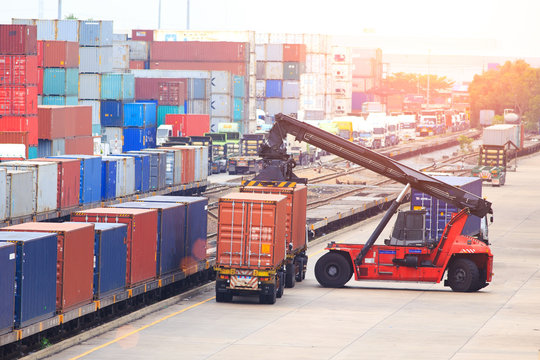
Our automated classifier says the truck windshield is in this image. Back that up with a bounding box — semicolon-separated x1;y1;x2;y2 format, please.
359;132;372;138
373;128;385;134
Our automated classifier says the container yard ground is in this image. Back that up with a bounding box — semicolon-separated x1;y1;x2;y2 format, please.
41;153;540;360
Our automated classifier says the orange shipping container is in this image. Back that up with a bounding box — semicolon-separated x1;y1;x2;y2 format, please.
240;184;307;253
217;193;287;269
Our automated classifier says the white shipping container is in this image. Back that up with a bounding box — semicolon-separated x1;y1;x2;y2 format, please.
283;99;299;115
128;41;149;61
130;69;210;79
102;127;123;154
0;168;6;220
482;124;520;147
282;80;300;98
255;32;270;44
479;110;495;126
112;44;129;72
201;146;209;181
255;44;266;61
36;20;55;40
332;64;352;81
210;117;231;133
256;80;266;98
0;162;57;214
5;170;34;218
188;100;210;114
265;98;283;116
333;80;353;98
78;100;101;125
153;30;255;44
211;94;232;117
266;44;283;62
333;98;352;116
79;46;113;73
211;71;232;94
265;62;284;80
57;20;79;42
78;74;101;100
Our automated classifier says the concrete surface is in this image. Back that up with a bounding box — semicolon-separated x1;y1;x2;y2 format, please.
46;153;540;360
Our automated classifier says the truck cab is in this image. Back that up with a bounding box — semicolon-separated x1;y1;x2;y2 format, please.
156;125;173;146
367;113;387;148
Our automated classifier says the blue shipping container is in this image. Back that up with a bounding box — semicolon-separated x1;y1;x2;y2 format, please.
42;95;78;106
123;102;157;128
127;151;158;190
265;80;282;98
28;146;37;159
101;158;117;200
189;79;206;100
140;150;166;189
233;75;245;97
101;73;135;101
410;175;482;240
0;232;57;328
43;68;66;95
111;202;186;276
141;196;208;263
100;100;123;127
89;223;127;297
122;128;156;152
233;97;243;120
79;20;113;46
0;242;16;334
50;155;102;204
66;68;78;96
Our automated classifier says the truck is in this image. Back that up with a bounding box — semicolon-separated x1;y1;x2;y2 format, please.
367;113;387;148
396;114;417;141
257;113;494;293
204;132;227;173
353;119;374;148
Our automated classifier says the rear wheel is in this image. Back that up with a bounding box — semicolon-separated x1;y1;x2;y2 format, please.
295;257;304;282
215;291;233;303
315;252;353;288
259;286;277;304
276;272;284;298
447;258;480;292
285;261;296;288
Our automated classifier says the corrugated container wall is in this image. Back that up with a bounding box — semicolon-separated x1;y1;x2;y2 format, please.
0;242;16;334
0;25;37;55
79;47;113;73
5;170;34;218
0;169;6;220
112;44;129;72
150;41;247;62
101;73;135;100
128;41;150;61
78;21;113;46
100;157;117;200
49;155;101;204
33;157;80;209
42;41;78;67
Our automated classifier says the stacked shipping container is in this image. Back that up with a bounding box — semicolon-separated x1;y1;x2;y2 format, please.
329;46;353;116
351;48;382;112
0;25;39;158
39;41;79;106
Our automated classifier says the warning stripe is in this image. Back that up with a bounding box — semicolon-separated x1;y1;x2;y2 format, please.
241;180;297;188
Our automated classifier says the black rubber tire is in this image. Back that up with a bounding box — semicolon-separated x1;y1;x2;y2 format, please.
447;258;480;292
302;256;308;280
259;287;277;304
295;258;304;282
216;291;233;303
276;272;284;298
314;252;353;288
285;261;296;288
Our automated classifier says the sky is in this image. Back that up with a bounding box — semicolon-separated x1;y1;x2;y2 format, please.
3;1;540;62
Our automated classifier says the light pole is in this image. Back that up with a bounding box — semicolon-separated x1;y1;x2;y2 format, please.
58;0;62;19
187;0;190;30
158;0;162;29
426;49;431;107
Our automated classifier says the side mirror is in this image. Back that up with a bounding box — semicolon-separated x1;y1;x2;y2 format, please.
490;216;494;223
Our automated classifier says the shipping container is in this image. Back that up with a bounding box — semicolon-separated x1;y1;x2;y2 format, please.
211;71;232;94
157;105;182;126
116;152;150;193
0;169;6;220
266;44;283;62
71;208;158;287
78;73;101;100
482;124;521;147
134;77;187;101
110;155;136;196
3;222;94;312
41;95;78;105
256;80;265;98
0;25;37;55
144;148;179;185
0;115;38;144
90;223;127;297
256;62;265;79
0;85;38;115
5;170;33;217
64;135;93;155
36;138;65;157
255;44;266;61
149;61;246;76
216;193;287;268
65;105;92;137
232;75;245;98
79;21;113;46
173;146;194;184
112;43;129;71
102;125;124;153
158;81;185;106
78;100;100;125
100;100;123;127
41;41;78;67
126;150;160;190
0;55;38;85
111;202;186;276
265;98;283;116
122;127;156;151
233;98;243;120
101;73;135;100
49;154;101;204
128;40;150;60
283;44;306;62
0;161;57;213
138;196;208;266
0;242;16;334
131;29;154;42
210;94;231;117
282;80;300;98
283;99;299;115
265;62;284;80
265;80;282;98
187;100;209;115
165;114;210;137
100;157;117;200
43;68;77;96
0;232;57;328
33;157;79;209
28;145;37;159
129;60;145;70
123;102;157;127
188;78;207;100
283;62;301;80
411;175;482;240
150;41;247;62
78;46;113;73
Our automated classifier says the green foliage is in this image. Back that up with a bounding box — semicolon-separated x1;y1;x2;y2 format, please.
40;337;51;349
469;60;540;128
64;14;77;19
457;135;474;153
383;72;454;97
492;115;504;125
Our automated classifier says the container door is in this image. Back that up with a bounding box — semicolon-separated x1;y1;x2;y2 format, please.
218;200;247;267
244;201;277;268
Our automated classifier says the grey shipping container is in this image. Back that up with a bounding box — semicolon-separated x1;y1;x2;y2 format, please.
282;80;300;98
256;80;265;98
210;71;232;94
128;41;149;61
256;62;265;80
0;169;6;220
112;44;129;71
265;98;283;116
79;46;113;73
266;44;283;61
5;170;34;218
144;148;181;186
283;62;301;80
79;21;113;46
57;20;79;42
102;127;123;154
188;100;210;115
78;74;101;100
36;19;55;40
211;94;232;117
255;44;266;61
187;78;207;100
127;151;160;190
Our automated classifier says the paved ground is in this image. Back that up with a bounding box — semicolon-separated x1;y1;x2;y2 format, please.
48;153;540;360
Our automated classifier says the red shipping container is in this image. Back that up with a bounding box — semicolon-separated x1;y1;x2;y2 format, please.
2;222;95;311
131;29;154;42
129;60;145;70
37;67;43;94
42;41;79;68
282;44;307;62
34;157;80;209
216;193;287;269
158;82;186;106
149;61;246;76
66;105;92;137
150;42;247;62
0;85;38;115
37;40;43;66
135;77;187;101
65;136;93;155
172;146;195;184
0;25;37;55
165;114;209;137
0;131;29;157
0;115;38;145
71;208;158;287
240;185;308;253
38;105;67;139
0;55;38;85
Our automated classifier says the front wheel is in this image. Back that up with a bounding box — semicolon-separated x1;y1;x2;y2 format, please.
447;258;480;292
315;252;353;288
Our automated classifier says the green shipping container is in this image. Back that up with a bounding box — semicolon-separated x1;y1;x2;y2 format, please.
157;105;184;126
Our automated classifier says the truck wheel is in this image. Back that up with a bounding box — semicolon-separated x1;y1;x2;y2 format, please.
500;174;506;186
447;258;480;292
216;291;233;303
315;252;353;288
295;257;304;282
260;288;277;304
276;271;284;298
285;261;296;288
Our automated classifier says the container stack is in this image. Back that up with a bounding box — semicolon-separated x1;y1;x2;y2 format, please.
0;24;39;159
300;34;329;120
39;41;79;106
77;20;114;136
328;46;353;117
351;48;383;113
209;70;246;131
129;30;152;70
254;39;306;118
121;102;157;151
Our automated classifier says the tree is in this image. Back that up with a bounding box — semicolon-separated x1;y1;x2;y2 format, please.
64;14;77;20
383;72;454;98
